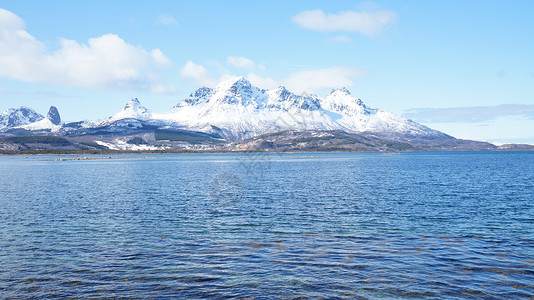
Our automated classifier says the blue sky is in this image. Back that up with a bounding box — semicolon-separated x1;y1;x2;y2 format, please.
1;1;533;144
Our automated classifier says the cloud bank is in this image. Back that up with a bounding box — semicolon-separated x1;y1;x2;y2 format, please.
0;8;173;93
404;104;534;123
292;8;397;36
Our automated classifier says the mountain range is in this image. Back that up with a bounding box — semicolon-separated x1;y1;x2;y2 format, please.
0;77;499;152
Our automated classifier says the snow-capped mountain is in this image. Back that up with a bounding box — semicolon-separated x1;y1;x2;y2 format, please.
63;98;169;135
1;77;450;143
155;78;336;139
0;107;44;130
19;106;63;131
152;77;446;140
105;98;151;124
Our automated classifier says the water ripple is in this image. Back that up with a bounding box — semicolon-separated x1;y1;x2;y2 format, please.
1;152;533;298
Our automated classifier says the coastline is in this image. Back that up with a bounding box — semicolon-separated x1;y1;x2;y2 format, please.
1;148;533;156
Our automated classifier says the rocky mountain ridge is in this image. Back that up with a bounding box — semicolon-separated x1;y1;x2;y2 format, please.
0;78;500;152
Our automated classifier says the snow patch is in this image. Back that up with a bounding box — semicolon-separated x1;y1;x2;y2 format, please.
20;118;62;132
95;140;166;151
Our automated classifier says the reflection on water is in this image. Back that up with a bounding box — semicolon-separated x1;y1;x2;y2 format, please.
0;152;533;298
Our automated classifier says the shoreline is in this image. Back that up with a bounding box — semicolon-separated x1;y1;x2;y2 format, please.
1;148;533;156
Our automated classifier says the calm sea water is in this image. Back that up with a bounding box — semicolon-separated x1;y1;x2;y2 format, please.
0;151;533;299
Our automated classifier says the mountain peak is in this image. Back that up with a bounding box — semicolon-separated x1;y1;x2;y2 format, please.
330;87;352;96
215;76;251;91
46;106;61;125
106;98;150;123
0;106;44;129
275;86;289;93
210;76;263;106
123;98;148;113
322;87;368;115
178;86;213;107
126;97;141;106
191;86;213;98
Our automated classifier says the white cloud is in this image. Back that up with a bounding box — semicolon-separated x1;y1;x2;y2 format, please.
151;49;171;67
292;9;397;36
227;56;255;70
0;8;173;91
180;61;218;87
180;59;365;95
281;67;366;94
404;104;534;123
156;14;178;26
149;84;177;94
181;59;269;88
246;73;278;90
0;8;24;29
416;116;534;145
227;56;265;71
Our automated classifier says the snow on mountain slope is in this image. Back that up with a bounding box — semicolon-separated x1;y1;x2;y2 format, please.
20;118;62;131
321;88;371;116
0;107;44;129
321;88;443;137
19;106;62;131
174;86;213;107
154;78;341;139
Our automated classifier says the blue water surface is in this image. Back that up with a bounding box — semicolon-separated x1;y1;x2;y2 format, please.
0;151;533;298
